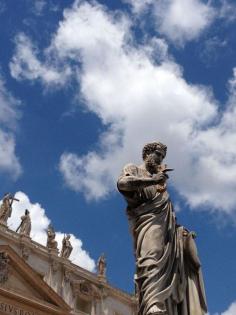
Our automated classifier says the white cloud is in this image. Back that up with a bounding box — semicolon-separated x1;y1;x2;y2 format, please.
154;0;215;45
32;0;47;16
0;1;6;15
219;0;236;23
221;301;236;315
207;300;236;315
124;0;153;14
125;0;215;45
0;76;21;178
10;33;71;86
7;191;95;271
10;1;236;214
0;132;21;178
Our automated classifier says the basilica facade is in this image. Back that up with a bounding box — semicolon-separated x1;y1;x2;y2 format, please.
0;225;137;315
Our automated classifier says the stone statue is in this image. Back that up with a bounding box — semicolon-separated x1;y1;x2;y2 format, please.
47;224;58;251
117;142;207;315
97;253;106;277
61;234;73;259
16;209;31;237
0;193;19;226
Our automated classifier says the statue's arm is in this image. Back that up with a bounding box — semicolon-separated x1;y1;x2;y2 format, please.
117;173;166;191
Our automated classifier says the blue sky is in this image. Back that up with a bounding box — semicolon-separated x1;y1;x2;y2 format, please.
0;0;236;314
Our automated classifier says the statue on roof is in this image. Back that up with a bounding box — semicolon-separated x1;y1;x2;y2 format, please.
16;209;31;237
117;141;207;315
0;193;19;226
61;234;73;259
97;253;106;278
47;224;58;251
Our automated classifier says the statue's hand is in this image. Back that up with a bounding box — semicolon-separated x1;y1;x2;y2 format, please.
152;172;167;184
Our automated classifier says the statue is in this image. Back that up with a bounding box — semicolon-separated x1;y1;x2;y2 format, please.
97;253;106;277
117;142;207;315
46;224;58;251
16;209;31;237
0;193;19;226
60;234;73;259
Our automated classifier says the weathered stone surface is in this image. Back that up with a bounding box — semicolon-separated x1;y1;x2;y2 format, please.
0;226;136;315
117;141;207;315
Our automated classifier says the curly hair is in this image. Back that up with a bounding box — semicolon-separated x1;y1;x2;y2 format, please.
142;142;167;160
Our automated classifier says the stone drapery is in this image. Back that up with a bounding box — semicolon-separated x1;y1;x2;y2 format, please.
118;164;207;315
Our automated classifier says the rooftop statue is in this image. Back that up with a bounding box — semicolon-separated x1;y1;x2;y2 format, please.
16;209;31;237
117;142;207;315
61;234;73;259
47;224;58;251
0;193;19;226
97;253;106;278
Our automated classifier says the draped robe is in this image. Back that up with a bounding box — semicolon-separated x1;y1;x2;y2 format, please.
0;196;12;225
118;164;207;315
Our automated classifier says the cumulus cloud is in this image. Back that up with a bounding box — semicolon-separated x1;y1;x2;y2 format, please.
10;0;236;214
10;33;71;86
155;0;215;44
221;301;236;315
0;77;21;178
7;191;95;271
125;0;215;45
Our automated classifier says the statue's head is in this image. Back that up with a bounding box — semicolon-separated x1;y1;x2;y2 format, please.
142;142;167;172
66;234;71;240
48;224;54;232
3;192;10;199
25;209;30;215
142;142;167;160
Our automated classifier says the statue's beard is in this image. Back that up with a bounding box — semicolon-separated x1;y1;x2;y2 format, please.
144;154;160;174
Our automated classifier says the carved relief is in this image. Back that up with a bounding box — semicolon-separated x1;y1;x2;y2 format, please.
63;269;72;283
50;259;59;274
72;279;101;300
0;252;9;284
20;244;30;260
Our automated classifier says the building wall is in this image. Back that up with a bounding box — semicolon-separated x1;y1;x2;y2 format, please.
0;227;137;315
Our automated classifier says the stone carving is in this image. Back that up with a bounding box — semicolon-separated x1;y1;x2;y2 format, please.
20;244;31;260
16;209;31;237
64;269;72;283
0;252;9;283
117;142;207;315
60;234;73;259
0;193;19;226
72;279;101;299
47;224;58;251
49;258;59;274
97;253;106;278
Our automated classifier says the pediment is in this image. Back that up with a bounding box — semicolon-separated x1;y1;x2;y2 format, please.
0;245;71;314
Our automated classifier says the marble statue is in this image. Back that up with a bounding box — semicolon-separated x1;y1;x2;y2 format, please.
97;253;106;277
61;234;73;259
16;209;31;237
47;224;58;251
0;193;19;226
117;142;207;315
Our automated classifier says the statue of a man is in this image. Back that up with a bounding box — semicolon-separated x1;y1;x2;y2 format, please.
61;234;73;259
0;193;19;226
46;224;58;251
97;253;106;277
16;209;31;237
117;142;207;315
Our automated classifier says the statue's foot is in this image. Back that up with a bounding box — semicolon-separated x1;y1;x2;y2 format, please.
147;304;167;315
